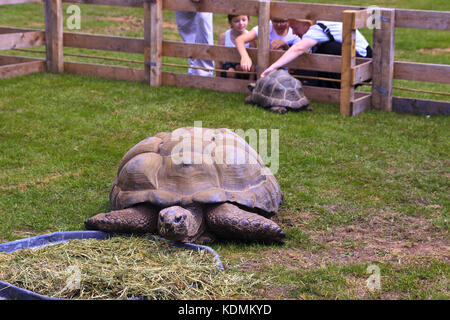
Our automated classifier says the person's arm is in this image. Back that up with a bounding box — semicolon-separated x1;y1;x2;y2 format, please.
235;30;257;72
260;37;317;77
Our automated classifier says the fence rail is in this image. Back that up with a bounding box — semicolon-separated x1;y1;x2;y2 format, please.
0;0;449;116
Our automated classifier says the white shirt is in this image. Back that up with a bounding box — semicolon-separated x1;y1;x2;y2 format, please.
252;21;301;46
224;29;249;48
303;21;369;57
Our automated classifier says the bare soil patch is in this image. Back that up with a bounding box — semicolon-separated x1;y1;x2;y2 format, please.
417;48;450;54
241;209;448;271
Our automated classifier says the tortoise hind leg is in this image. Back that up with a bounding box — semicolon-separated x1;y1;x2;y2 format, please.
85;203;159;234
205;203;285;243
244;95;254;104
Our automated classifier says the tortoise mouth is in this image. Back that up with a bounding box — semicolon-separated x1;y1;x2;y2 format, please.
158;215;188;241
157;205;205;242
158;206;196;242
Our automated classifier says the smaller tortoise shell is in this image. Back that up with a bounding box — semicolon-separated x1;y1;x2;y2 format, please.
251;69;309;110
109;128;283;217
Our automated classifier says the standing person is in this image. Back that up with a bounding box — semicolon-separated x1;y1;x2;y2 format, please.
175;0;214;77
260;19;373;88
217;14;256;80
235;17;301;73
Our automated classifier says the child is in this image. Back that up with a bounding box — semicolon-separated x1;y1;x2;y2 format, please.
261;18;372;88
235;17;301;73
217;15;256;80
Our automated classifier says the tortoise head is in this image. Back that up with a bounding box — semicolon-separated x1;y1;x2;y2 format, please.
247;83;256;92
158;205;204;242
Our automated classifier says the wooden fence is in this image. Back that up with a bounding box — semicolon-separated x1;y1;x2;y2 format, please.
0;0;449;116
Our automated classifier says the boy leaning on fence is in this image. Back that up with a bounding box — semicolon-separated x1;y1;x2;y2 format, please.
217;14;257;80
258;18;373;88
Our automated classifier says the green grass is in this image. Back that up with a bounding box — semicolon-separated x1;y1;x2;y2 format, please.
0;0;449;300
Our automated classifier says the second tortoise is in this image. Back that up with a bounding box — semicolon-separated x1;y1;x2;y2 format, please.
245;69;310;114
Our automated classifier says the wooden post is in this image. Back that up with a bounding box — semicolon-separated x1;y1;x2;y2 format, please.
257;0;270;79
144;0;162;86
371;8;395;112
340;10;356;116
44;0;63;73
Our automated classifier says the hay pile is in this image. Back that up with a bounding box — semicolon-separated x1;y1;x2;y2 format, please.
0;236;260;299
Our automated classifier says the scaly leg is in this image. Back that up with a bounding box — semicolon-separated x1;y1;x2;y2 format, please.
84;203;159;234
206;203;285;243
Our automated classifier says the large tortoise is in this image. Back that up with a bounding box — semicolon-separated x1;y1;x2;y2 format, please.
85;127;285;244
245;69;310;114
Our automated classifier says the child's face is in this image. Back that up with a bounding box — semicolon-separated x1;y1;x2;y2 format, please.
289;20;310;37
271;18;289;35
230;15;249;33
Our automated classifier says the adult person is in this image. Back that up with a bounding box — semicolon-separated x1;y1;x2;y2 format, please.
175;0;214;77
259;19;373;88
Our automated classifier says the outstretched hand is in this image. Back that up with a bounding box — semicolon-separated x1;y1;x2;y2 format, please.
260;66;275;78
240;56;253;72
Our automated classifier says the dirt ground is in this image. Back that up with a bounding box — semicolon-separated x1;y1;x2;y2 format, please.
239;209;449;299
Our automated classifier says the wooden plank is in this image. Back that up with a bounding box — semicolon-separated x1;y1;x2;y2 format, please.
163;41;258;64
166;42;371;73
354;8;372;29
302;87;373;105
303;85;340;105
371;9;395;112
275;52;342;73
44;0;63;73
162;71;250;94
144;0;162;86
392;97;450;115
163;0;259;16
394;61;450;84
395;9;450;30
64;61;145;82
162;71;356;106
164;41;349;73
62;0;142;7
353;60;372;84
340;10;357;116
0;0;42;4
64;32;144;53
271;1;366;22
0;31;45;50
0;54;44;65
61;34;369;75
56;1;450;31
0;27;42;34
0;60;45;79
351;92;372;116
257;0;270;78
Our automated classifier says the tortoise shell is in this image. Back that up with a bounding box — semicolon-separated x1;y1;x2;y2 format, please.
250;69;309;110
109;127;283;217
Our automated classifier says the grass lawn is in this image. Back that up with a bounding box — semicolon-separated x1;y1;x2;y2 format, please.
0;1;449;299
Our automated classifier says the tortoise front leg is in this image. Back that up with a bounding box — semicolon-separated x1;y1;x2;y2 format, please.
205;203;285;243
84;203;159;233
269;106;288;114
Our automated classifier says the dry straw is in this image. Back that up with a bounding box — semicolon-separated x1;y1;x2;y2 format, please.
0;236;262;300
